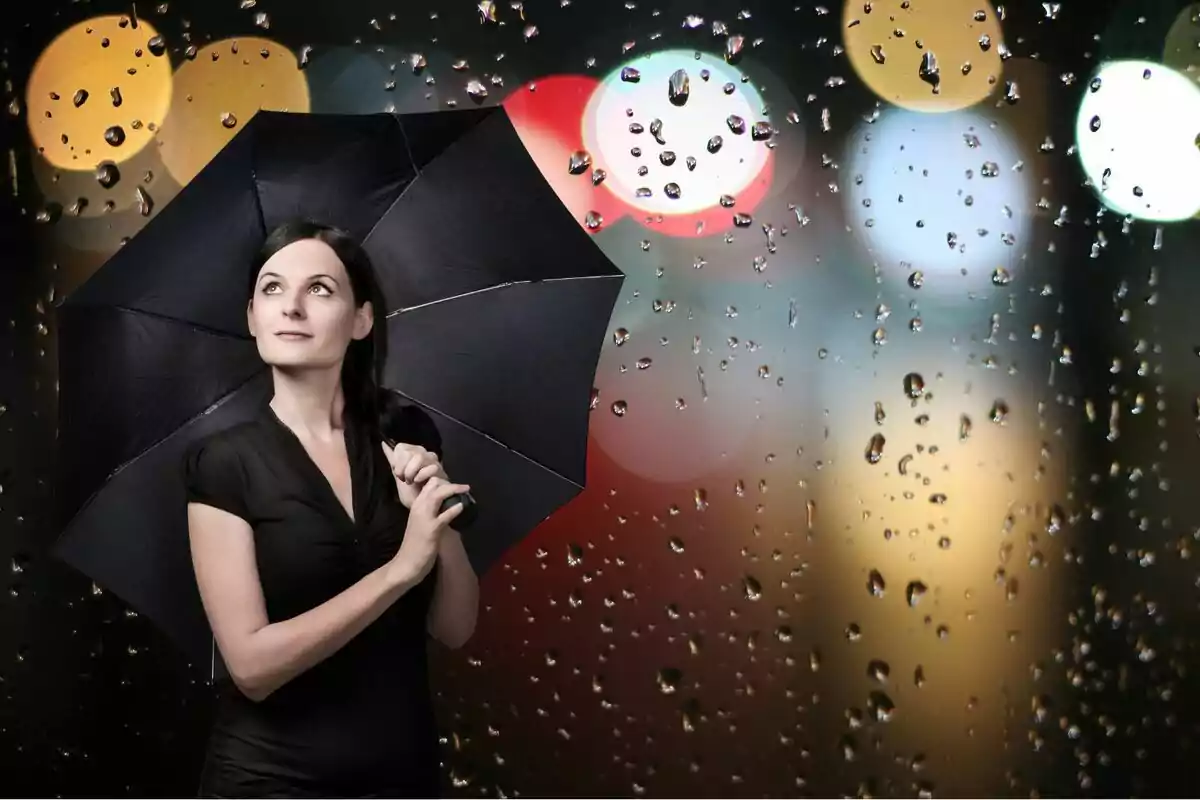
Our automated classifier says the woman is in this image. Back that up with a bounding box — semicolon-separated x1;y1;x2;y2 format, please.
182;220;479;798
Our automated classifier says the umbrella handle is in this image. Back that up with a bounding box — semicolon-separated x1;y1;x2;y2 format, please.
439;491;479;529
383;433;478;529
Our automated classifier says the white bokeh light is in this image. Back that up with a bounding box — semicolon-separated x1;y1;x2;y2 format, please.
1075;60;1200;222
844;108;1033;297
582;50;771;216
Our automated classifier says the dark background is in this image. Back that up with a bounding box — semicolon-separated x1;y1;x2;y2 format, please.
3;0;1199;796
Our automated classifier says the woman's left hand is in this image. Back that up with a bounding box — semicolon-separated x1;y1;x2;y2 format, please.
381;442;449;509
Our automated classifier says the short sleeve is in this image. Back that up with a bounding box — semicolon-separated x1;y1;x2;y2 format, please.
182;434;250;522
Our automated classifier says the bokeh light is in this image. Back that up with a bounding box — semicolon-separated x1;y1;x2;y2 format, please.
503;76;628;234
581;50;775;237
1074;60;1200;222
25;15;173;170
1163;4;1200;82
843;107;1033;298
157;37;310;186
843;0;1005;112
588;272;786;484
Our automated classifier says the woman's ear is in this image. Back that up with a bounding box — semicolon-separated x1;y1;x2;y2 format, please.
246;299;256;338
353;301;374;341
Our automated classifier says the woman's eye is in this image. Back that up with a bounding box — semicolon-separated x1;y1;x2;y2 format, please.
311;283;332;295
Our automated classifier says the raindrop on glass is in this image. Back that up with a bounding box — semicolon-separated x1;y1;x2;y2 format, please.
95;161;120;188
568;150;592;174
865;433;885;464
668;68;690;106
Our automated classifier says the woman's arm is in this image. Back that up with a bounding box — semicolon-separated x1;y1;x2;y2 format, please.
188;502;422;702
426;527;479;649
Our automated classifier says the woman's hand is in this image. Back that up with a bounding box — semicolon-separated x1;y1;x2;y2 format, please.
381;441;448;509
388;476;471;586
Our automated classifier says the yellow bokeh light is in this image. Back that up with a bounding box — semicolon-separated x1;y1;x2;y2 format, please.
157;37;310;186
25;15;174;170
843;0;1005;112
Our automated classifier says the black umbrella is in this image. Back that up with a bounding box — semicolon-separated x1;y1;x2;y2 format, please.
53;107;624;672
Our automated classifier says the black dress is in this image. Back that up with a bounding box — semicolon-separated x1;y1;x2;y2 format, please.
182;400;442;798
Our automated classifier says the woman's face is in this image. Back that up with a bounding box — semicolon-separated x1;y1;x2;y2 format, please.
247;238;373;372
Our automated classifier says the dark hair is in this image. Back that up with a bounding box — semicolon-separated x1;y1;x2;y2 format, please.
249;220;389;434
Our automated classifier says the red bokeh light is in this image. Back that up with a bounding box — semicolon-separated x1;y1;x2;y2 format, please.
502;76;628;234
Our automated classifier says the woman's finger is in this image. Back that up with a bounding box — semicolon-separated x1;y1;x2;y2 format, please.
401;453;429;483
435;500;465;527
414;463;442;484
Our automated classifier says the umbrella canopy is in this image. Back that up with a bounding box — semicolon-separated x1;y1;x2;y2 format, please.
53;107;624;671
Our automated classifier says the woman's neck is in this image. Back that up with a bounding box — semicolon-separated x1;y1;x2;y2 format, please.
269;369;346;442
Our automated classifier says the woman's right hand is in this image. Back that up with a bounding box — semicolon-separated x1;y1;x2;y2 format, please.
389;476;471;585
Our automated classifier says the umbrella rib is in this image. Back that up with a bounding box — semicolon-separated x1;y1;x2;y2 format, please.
360;116;425;247
388;388;586;491
385;273;623;317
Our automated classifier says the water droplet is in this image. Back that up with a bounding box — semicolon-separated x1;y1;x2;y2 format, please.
610;399;627;416
867;690;895;722
732;212;752;227
685;155;696;171
870;44;886;64
220;111;238;129
751;121;772;141
135;185;154;216
104;125;126;146
659;150;676;166
590;168;606;186
568;150;592;174
668;68;690;106
35;202;63;224
903;372;925;399
905;580;928;607
742;575;762;601
72;89;89;108
668;536;685;553
958;414;972;441
867;569;886;597
865;433;885;464
95;161;120;188
664;182;681;199
724;34;745;62
914;665;926;687
725;115;746;135
707;135;723;153
918;51;940;93
656;667;682;694
989;399;1009;424
466;79;488;102
584;210;603;230
845;623;862;642
612;327;629;346
867;658;890;683
620;66;641;83
147;34;167;57
991;266;1011;285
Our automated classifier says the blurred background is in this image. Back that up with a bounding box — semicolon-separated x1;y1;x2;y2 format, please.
1;0;1199;796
